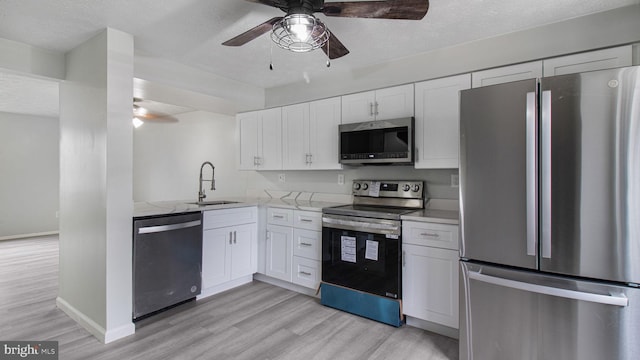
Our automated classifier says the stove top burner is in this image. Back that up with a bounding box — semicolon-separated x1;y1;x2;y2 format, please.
323;180;426;220
323;204;417;220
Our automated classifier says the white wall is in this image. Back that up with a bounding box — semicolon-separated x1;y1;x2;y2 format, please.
0;112;59;239
57;28;134;344
133;110;248;202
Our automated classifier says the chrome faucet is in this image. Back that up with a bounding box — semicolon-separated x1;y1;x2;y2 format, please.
198;161;215;202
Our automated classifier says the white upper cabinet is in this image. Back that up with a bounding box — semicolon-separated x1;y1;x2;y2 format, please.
472;61;543;88
238;108;282;170
414;74;471;169
543;45;632;77
282;97;342;170
308;97;342;169
341;84;414;124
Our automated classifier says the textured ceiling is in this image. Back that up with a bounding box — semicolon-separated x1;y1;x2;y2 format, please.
0;0;638;117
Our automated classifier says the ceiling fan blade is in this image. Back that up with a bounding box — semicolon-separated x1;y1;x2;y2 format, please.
222;17;283;46
322;0;429;20
321;33;350;59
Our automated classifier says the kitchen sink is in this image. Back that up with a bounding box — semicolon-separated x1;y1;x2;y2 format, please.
187;200;240;206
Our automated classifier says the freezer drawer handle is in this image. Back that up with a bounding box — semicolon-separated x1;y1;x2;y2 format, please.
138;220;201;234
468;271;628;307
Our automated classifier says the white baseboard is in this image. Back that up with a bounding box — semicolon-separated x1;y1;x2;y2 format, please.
0;231;59;241
253;273;318;298
197;275;254;300
56;296;135;344
405;315;459;339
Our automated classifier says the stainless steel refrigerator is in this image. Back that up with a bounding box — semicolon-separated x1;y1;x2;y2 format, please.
459;66;640;360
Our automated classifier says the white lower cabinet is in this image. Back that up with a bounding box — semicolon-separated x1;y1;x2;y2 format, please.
292;256;320;289
402;221;459;329
266;223;293;282
265;208;322;289
201;207;258;294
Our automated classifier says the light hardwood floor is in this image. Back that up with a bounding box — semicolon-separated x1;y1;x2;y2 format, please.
0;236;459;359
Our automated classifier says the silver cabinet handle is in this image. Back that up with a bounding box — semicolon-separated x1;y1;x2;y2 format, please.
402;251;406;267
233;231;237;244
374;101;379;115
300;242;313;247
138;220;201;234
299;271;312;276
526;91;538;257
273;215;285;219
300;218;313;223
468;271;628;307
541;90;552;259
369;102;374;116
420;232;439;238
229;231;232;245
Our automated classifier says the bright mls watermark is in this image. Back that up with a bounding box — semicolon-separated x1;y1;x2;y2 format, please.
0;341;58;359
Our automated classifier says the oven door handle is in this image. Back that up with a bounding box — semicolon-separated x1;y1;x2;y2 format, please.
322;216;400;235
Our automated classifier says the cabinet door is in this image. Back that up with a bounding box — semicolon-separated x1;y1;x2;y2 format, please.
472;61;543;87
543;45;632;77
282;103;310;170
237;111;259;170
293;210;322;231
202;228;231;288
374;84;414;120
230;223;257;279
341;90;376;124
308;97;342;169
266;224;293;282
293;228;321;261
292;256;320;289
403;221;459;250
402;244;459;329
267;207;294;226
258;107;283;170
415;74;471;169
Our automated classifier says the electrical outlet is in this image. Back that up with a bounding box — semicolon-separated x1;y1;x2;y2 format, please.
451;174;459;187
338;174;344;185
278;173;286;182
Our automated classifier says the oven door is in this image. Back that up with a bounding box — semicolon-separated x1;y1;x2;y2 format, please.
322;214;402;299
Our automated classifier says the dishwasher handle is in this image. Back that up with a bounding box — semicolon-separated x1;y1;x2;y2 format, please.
138;220;202;234
468;270;628;307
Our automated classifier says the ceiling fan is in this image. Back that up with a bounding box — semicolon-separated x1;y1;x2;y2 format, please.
132;98;180;128
222;0;429;59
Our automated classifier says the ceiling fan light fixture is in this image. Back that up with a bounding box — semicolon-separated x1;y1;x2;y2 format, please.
271;14;329;53
132;117;144;128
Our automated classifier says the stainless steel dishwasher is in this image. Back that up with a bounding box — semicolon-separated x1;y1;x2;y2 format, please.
133;211;202;320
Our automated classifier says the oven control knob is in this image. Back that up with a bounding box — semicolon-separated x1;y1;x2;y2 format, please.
412;184;421;192
402;184;411;192
362;183;369;190
353;183;361;191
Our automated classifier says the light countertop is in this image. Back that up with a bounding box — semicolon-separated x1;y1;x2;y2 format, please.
133;197;349;217
134;195;460;224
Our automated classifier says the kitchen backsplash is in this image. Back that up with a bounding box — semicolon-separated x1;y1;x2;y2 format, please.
245;167;459;201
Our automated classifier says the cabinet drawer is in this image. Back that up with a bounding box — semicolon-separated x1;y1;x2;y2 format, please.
403;221;459;250
267;207;294;226
293;210;322;231
203;206;257;230
292;256;320;289
293;228;321;260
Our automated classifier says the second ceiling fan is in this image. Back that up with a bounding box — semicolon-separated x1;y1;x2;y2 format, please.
222;0;430;59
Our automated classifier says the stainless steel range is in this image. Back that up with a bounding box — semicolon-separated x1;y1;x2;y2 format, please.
321;179;425;327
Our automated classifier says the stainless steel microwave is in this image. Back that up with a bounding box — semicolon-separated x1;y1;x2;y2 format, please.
339;117;414;165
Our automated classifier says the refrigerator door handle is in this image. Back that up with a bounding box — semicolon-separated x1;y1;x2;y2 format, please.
541;90;552;259
526;91;537;256
468;270;628;307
